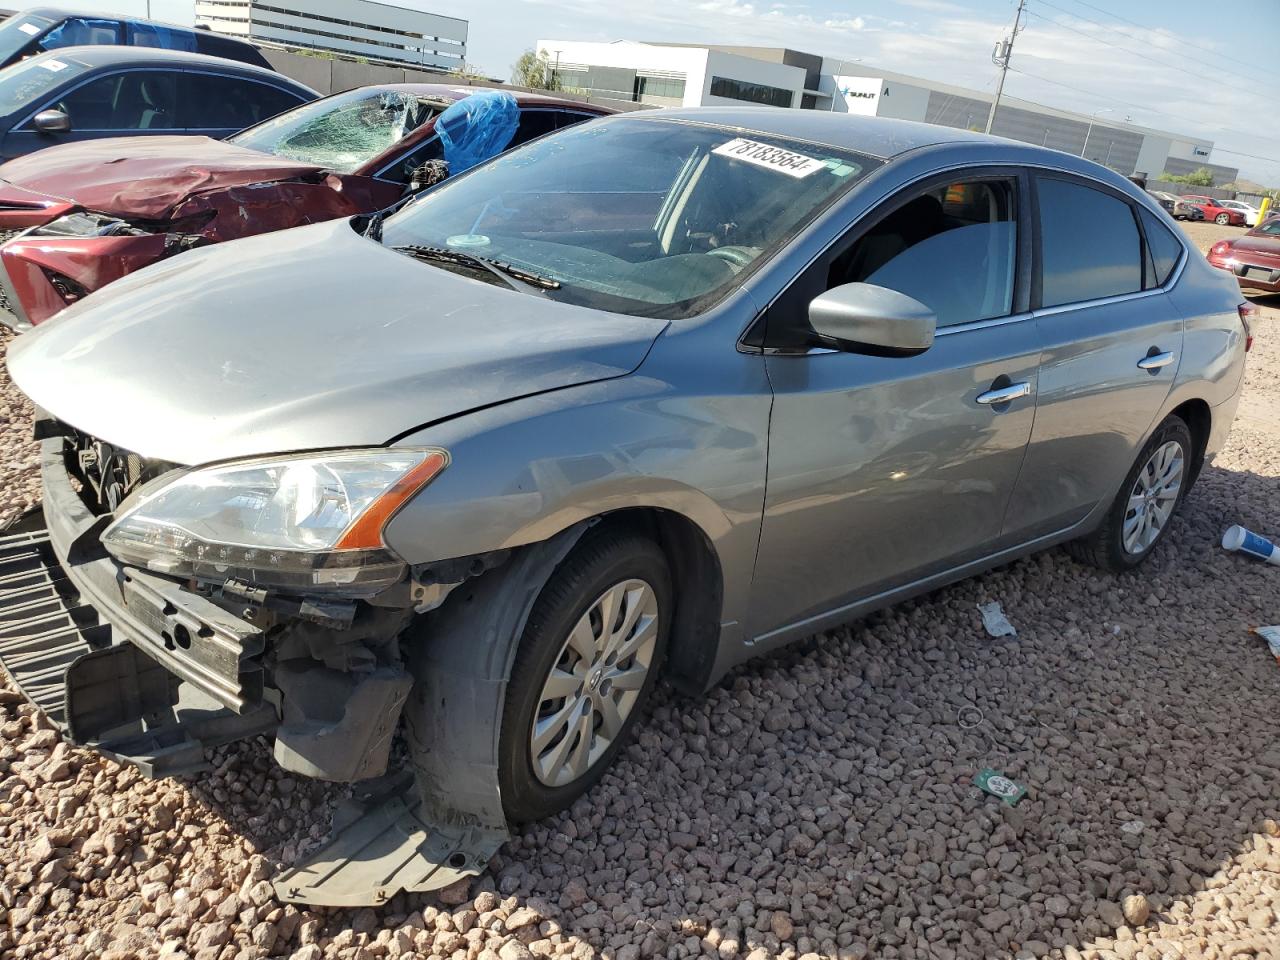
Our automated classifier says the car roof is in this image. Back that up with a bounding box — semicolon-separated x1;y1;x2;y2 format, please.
626;106;1018;160
20;6;207;30
360;83;614;113
23;44;311;87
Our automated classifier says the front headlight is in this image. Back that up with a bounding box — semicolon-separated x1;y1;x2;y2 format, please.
102;448;448;596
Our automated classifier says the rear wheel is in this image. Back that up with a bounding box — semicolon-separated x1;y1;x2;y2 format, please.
1065;415;1193;572
498;529;671;822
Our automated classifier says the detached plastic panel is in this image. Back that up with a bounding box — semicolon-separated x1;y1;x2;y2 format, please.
273;772;504;906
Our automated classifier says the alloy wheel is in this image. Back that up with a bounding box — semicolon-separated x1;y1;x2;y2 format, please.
529;578;659;787
1122;440;1184;555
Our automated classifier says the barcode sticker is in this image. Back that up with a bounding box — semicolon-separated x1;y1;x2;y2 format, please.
712;138;825;178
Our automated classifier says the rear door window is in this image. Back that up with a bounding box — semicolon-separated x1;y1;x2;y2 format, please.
49;69;179;130
509;109;558;147
181;74;304;131
556;110;598;130
1038;177;1142;307
127;22;198;53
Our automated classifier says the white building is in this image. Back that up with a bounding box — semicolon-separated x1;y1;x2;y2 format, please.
197;0;467;70
537;40;1238;184
534;40;808;110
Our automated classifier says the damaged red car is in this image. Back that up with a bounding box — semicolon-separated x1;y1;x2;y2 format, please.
0;84;612;329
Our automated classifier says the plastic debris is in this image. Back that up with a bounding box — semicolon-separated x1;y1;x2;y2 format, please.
435;90;520;175
1252;625;1280;665
974;769;1027;806
977;601;1017;638
1120;819;1145;835
1221;525;1280;566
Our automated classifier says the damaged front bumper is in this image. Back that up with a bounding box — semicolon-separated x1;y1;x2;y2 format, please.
0;437;506;904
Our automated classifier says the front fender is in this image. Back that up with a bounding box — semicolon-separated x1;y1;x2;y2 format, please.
382;362;772;635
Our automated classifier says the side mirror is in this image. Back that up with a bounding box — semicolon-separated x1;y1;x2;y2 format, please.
808;282;936;357
33;109;71;134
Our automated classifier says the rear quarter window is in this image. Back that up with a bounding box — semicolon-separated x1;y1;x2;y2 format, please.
1038;177;1142;308
1140;208;1184;288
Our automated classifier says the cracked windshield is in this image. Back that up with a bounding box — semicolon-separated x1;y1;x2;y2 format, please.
230;88;442;173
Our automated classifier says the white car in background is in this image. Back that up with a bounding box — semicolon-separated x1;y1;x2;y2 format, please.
1220;200;1261;227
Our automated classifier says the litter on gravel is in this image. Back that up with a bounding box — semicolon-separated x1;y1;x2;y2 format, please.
973;768;1027;806
1253;624;1280;665
1222;524;1280;565
977;600;1017;637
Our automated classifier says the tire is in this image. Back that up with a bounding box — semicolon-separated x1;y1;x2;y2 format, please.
1065;415;1194;572
1216;213;1230;225
498;528;671;822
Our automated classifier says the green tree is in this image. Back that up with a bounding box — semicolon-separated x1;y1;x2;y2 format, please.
1161;167;1215;187
512;48;560;90
449;62;487;81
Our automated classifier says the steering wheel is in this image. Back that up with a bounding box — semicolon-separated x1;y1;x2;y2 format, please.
706;245;759;273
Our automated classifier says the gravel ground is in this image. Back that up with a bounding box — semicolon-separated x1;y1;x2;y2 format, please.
2;221;1280;960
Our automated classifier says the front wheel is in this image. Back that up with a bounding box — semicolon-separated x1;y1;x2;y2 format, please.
498;529;671;822
1065;415;1193;572
1215;213;1231;225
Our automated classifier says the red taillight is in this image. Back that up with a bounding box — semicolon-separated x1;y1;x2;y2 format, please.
1240;301;1258;352
1210;241;1231;257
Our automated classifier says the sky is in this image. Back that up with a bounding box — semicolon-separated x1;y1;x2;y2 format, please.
75;0;1280;184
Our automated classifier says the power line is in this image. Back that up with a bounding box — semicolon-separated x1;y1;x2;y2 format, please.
1006;66;1280;172
1023;8;1232;90
1041;0;1276;86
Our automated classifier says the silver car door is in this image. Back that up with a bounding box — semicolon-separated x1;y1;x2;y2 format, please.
1001;173;1184;542
748;170;1039;644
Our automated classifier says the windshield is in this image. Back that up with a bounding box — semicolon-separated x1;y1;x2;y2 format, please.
230;88;443;173
0;53;88;116
380;117;873;319
0;14;54;66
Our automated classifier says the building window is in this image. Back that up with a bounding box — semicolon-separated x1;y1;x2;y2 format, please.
635;75;684;105
709;76;792;108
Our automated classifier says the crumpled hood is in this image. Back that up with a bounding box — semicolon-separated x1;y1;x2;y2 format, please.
0;136;329;219
7;219;669;464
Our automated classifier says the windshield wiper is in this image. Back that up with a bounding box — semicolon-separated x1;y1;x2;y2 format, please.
391;244;562;292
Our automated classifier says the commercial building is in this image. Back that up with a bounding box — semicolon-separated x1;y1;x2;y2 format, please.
537;40;1238;184
196;0;467;71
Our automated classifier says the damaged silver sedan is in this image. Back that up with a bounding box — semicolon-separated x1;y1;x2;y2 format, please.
0;109;1248;904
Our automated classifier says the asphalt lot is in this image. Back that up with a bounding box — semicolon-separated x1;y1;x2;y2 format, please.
0;218;1279;960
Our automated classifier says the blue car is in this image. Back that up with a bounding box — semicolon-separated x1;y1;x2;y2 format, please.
0;46;316;159
0;7;272;69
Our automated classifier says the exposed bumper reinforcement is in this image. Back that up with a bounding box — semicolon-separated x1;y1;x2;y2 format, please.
0;513;275;777
273;772;504;906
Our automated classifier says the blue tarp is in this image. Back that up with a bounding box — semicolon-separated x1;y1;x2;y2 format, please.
435;90;520;176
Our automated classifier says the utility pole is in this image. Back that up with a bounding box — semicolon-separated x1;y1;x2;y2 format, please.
985;0;1025;135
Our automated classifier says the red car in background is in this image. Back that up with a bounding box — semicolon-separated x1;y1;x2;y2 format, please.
1182;195;1247;226
1208;216;1280;294
0;84;611;329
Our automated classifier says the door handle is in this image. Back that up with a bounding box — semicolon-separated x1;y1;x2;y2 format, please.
976;381;1032;405
1137;351;1175;371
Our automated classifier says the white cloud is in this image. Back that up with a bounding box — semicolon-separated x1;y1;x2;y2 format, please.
823;16;867;30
